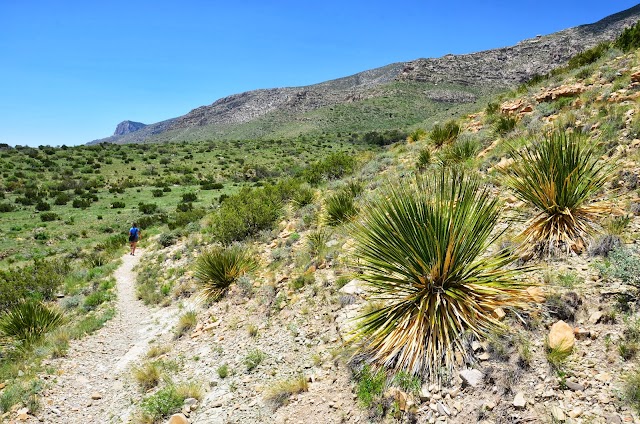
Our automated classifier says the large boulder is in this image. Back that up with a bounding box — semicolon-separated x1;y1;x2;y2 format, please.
548;320;575;353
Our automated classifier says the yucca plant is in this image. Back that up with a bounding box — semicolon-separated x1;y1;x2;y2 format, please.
438;137;480;165
502;130;611;255
429;120;460;147
325;191;358;226
194;245;257;301
350;170;532;379
406;128;427;143
416;148;432;171
0;301;65;346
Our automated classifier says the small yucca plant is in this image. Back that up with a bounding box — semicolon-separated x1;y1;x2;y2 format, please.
0;301;65;346
194;245;257;301
503;130;611;256
350;170;531;379
429;120;460;147
325;191;358;226
406;128;427;143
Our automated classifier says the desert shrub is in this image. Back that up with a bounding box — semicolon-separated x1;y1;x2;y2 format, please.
0;259;69;310
53;193;72;205
194;245;257;301
111;201;125;209
502;130;610;256
325;191;358;226
0;202;15;212
356;365;386;409
201;181;224;190
167;208;206;230
132;361;164;391
567;42;609;69
307;228;332;259
350;170;531;379
40;212;59;222
595;246;640;286
302;152;356;185
244;349;266;371
35;201;51;212
174;311;197;338
138;385;184;422
494;116;518;135
151;189;164;198
615;20;640;52
137;213;168;229
264;375;309;409
430;120;460;147
158;233;177;248
138;202;159;215
72;198;91;209
0;300;65;345
209;186;282;244
182;192;198;202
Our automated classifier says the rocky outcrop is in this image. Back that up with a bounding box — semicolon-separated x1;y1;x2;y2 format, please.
113;120;146;136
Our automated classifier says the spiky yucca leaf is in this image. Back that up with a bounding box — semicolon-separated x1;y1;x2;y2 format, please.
351;170;532;379
325;191;358;226
503;130;610;255
194;245;257;301
0;301;65;345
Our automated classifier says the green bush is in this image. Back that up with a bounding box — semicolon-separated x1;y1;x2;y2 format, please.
167;208;206;230
596;246;640;286
356;365;386;408
0;259;69;310
416;148;432;171
209;186;282;244
615;21;640;52
40;212;60;222
494;116;518;135
138;385;184;423
182;192;198;202
0;202;15;212
244;349;266;371
111;201;125;209
35;201;51;212
138;202;159;215
151;189;164;198
302;152;356;185
194;245;257;301
158;233;177;248
567;42;609;69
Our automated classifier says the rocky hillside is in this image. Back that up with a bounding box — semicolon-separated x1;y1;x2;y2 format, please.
90;4;640;145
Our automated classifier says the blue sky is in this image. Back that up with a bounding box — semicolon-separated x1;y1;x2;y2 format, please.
1;1;638;147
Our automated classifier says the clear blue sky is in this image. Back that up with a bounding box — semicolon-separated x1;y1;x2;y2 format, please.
1;1;638;147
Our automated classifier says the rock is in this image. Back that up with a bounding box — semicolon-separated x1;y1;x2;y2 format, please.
16;407;29;421
568;407;583;418
565;380;585;391
478;352;491;361
90;392;102;400
631;70;640;83
589;311;604;324
595;372;612;383
527;286;545;302
536;83;586;102
167;413;189;424
184;398;198;410
548;321;575;353
492;307;506;321
339;279;366;296
513;392;526;409
550;405;566;421
459;368;484;388
471;341;482;351
113;120;146;136
385;388;409;411
437;402;450;416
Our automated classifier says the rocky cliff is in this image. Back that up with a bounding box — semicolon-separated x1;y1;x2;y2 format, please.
113;120;146;136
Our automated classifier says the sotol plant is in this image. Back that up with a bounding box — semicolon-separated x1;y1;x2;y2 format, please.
0;301;65;346
194;245;257;301
350;170;531;379
502;130;610;256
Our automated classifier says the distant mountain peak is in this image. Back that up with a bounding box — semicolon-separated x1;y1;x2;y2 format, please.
113;121;146;136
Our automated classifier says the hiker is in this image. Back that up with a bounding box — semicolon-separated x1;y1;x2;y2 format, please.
129;222;141;256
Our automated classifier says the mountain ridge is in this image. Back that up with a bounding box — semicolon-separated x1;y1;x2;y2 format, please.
90;4;640;145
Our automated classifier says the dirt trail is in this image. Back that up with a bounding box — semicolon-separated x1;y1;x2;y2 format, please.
34;250;176;423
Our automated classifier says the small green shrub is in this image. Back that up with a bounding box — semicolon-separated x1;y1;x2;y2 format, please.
494;116;518;135
596;246;640;286
430;120;460;147
35;201;51;212
217;364;229;379
111;201;125;209
244;349;266;371
292;185;315;207
0;202;16;212
615;21;640;52
158;233;177;248
175;311;197;338
138;202;159;215
356;365;386;408
40;212;60;222
416;148;432;171
138;385;184;422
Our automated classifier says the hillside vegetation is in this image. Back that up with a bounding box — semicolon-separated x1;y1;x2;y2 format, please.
0;17;640;424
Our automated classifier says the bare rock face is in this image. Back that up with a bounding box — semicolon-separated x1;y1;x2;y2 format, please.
113;120;146;136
